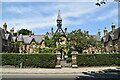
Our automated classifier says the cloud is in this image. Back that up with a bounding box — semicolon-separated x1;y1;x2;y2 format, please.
95;8;118;21
1;2;118;35
2;2;97;32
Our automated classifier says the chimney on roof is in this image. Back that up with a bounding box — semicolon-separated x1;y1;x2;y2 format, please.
17;31;19;37
10;27;14;35
111;23;115;32
65;27;67;33
86;30;89;35
104;27;108;36
29;30;32;37
51;27;53;34
98;29;101;37
3;22;7;32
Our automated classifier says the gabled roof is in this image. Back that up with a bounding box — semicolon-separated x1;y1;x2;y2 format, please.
5;34;10;40
23;36;33;44
12;37;17;42
112;27;120;40
17;34;23;42
93;34;101;41
32;35;44;44
102;31;112;42
101;27;120;42
17;35;45;44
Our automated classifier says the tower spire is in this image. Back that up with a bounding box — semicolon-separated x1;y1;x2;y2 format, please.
57;9;62;20
55;9;65;36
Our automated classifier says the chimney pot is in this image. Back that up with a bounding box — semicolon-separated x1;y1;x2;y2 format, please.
104;27;108;36
3;22;7;32
65;28;67;33
10;27;14;35
111;23;115;32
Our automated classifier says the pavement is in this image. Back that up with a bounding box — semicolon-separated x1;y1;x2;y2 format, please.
1;66;120;80
1;66;120;74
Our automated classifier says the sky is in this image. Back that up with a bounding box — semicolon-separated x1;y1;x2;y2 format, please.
0;0;118;36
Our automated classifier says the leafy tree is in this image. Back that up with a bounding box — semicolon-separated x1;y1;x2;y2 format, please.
44;36;56;48
67;29;100;53
19;29;31;35
44;33;64;48
14;29;32;36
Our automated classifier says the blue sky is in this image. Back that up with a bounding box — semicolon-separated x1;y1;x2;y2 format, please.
1;1;118;36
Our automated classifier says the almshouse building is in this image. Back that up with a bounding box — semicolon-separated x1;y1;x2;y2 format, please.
17;34;45;53
0;23;19;53
101;23;120;53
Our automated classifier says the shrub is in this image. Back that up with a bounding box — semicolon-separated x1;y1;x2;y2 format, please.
41;48;53;53
2;53;56;68
77;53;120;66
66;58;72;63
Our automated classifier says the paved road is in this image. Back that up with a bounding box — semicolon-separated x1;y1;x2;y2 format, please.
1;67;120;80
1;74;83;80
1;73;120;80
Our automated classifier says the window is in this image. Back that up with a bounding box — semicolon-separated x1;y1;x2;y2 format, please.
110;40;113;46
31;44;35;49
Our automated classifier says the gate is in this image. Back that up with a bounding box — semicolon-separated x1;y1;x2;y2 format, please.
56;51;78;68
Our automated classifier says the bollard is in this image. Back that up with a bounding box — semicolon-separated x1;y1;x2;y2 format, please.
55;52;61;68
71;51;78;68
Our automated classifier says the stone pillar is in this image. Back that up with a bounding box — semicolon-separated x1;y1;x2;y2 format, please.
71;51;78;68
56;52;61;68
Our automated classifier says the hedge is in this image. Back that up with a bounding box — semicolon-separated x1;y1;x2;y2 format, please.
2;53;56;68
77;53;120;66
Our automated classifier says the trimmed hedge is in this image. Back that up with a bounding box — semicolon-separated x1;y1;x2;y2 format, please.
77;53;120;66
2;53;56;68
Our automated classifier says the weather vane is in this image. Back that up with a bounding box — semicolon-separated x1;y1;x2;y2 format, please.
96;0;107;6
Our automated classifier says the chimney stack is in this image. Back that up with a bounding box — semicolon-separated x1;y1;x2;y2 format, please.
10;27;14;35
29;30;32;36
84;30;89;35
104;27;108;36
17;31;19;37
111;23;115;32
51;27;53;34
98;29;101;37
3;22;7;32
65;27;67;33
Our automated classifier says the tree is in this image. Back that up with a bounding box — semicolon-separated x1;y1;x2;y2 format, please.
19;29;31;35
44;33;64;48
14;29;32;36
44;36;56;48
67;29;99;53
